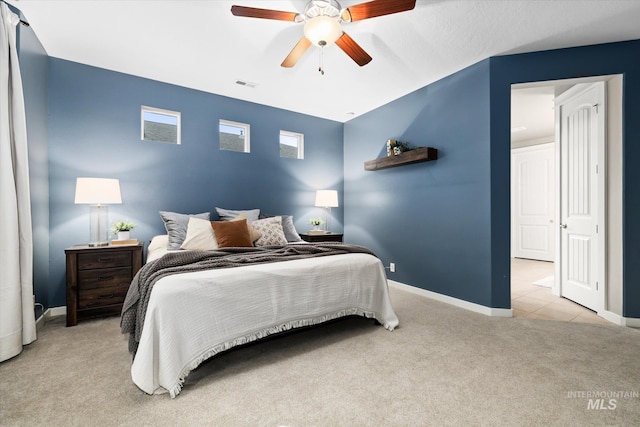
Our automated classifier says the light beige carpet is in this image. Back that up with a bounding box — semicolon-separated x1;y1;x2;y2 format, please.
1;287;639;426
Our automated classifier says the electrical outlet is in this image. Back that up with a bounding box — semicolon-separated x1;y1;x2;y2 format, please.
390;262;396;273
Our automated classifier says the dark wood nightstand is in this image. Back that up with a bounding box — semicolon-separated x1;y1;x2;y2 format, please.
299;232;344;243
65;242;143;326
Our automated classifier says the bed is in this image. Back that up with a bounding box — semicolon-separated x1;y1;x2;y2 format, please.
121;216;399;398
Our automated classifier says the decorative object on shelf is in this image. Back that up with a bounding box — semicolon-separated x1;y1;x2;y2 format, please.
111;219;135;241
386;139;397;156
314;190;339;233
74;178;122;247
365;146;438;171
397;141;413;151
387;139;416;156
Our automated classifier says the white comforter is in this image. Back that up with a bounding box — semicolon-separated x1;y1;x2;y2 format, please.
131;251;399;397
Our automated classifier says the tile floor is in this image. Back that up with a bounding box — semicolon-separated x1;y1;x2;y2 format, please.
511;257;611;324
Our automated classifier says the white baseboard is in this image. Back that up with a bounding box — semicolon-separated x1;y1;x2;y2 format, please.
388;280;513;318
600;310;640;327
624;317;640;328
47;306;67;318
35;313;46;331
35;306;67;331
387;280;639;326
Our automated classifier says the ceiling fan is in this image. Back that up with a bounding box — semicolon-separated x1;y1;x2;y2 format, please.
231;0;416;72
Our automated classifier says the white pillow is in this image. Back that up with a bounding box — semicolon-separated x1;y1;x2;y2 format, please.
180;217;219;250
148;234;169;253
251;216;288;247
147;235;170;263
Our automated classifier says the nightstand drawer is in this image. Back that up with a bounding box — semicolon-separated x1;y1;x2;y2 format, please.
78;267;132;289
78;283;130;309
78;251;131;270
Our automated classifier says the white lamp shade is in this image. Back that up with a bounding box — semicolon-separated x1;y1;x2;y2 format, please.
74;178;122;205
315;190;338;208
304;16;342;47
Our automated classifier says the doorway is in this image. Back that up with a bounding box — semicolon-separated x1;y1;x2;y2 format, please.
509;75;624;322
510;85;561;319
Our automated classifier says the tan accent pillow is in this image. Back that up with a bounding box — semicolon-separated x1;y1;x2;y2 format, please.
181;217;219;250
211;219;253;248
231;213;262;243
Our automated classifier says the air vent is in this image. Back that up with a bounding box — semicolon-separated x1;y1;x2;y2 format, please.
235;80;257;88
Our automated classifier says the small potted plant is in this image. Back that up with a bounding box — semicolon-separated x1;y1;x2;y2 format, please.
111;219;135;241
309;217;324;234
393;140;413;155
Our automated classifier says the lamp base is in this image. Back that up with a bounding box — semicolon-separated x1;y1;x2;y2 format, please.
89;204;110;247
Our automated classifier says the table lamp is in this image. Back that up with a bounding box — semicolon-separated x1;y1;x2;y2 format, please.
314;190;338;234
74;178;122;246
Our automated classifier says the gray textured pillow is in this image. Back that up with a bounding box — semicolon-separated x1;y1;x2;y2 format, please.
215;207;260;221
281;215;303;242
259;214;302;242
159;211;210;250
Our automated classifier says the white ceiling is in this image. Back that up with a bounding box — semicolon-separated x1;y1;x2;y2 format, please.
511;86;555;143
8;0;640;123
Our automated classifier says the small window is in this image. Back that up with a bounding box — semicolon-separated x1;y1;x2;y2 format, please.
280;130;304;159
220;120;250;153
141;106;180;144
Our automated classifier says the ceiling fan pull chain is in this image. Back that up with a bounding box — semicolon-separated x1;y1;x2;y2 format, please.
318;44;325;75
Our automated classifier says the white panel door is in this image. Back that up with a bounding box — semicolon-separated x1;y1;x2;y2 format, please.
511;144;555;261
556;82;605;312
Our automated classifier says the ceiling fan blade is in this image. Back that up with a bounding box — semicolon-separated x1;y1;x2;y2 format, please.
335;32;372;67
341;0;416;22
231;5;299;21
281;37;312;68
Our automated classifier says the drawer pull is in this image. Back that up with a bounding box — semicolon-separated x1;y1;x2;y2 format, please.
98;258;114;263
98;293;115;299
98;275;115;281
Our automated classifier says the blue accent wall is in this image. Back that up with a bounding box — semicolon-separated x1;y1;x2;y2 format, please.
47;58;344;308
18;19;49;314
344;60;493;307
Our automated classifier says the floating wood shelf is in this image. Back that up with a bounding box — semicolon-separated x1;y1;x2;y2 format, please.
364;147;438;171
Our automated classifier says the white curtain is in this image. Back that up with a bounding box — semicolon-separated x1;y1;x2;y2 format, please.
0;2;36;362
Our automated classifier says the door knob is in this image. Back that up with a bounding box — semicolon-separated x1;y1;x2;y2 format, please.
560;224;568;229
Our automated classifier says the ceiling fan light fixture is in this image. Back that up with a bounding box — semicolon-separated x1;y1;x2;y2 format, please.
231;0;415;69
304;16;342;47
